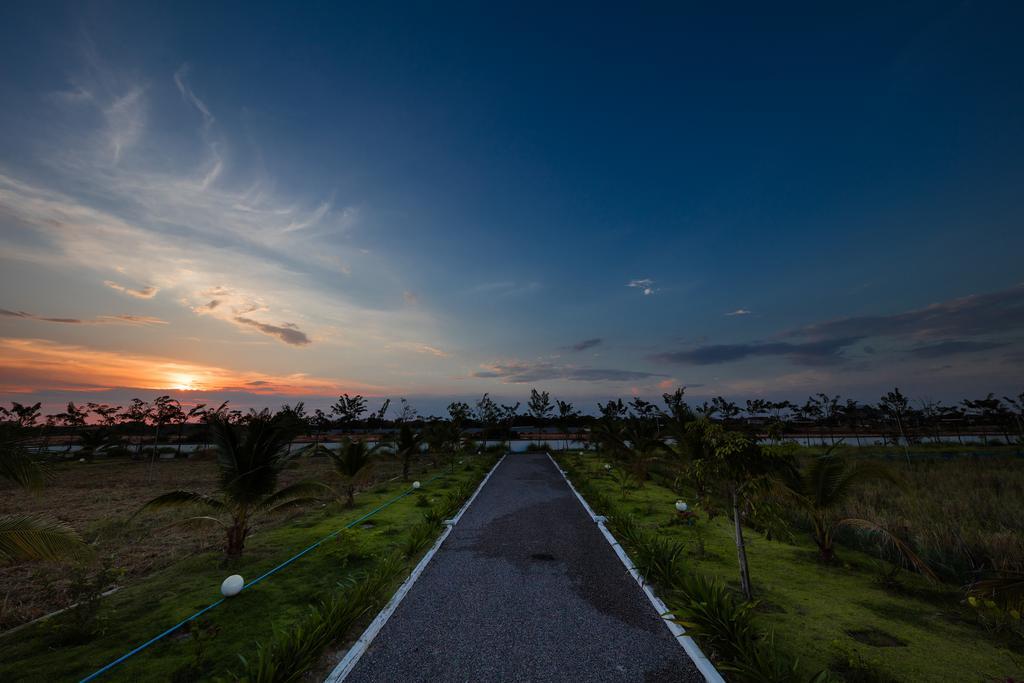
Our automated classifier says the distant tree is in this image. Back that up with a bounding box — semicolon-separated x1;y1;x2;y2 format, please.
86;403;122;428
447;401;472;429
175;403;207;457
661;388;693;424
396;398;417;424
57;402;88;453
556;400;580;450
628;397;657;420
329;438;385;506
394;423;423;481
879;388;912;463
120;399;151;459
500;401;520;446
331;394;368;431
372;398;392;428
8;402;41;430
528;389;553;425
475;394;501;435
1002;393;1024;443
597;399;627;420
711;396;740;422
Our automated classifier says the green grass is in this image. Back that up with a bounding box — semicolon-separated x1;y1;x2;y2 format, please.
557;452;1023;682
0;458;495;682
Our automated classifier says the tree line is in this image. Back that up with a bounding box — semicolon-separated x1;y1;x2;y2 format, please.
1;386;1022;454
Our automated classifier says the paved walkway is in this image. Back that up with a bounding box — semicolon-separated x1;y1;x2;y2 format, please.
342;453;703;682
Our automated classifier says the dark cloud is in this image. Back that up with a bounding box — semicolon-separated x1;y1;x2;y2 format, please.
651;286;1024;369
233;316;311;346
906;340;1008;359
473;360;662;383
791;284;1024;341
566;338;603;352
651;337;861;366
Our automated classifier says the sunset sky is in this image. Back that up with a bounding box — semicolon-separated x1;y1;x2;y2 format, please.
1;2;1022;416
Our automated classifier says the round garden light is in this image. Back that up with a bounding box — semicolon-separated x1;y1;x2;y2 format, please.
220;574;244;597
603;463;611;471
675;500;688;512
412;481;421;489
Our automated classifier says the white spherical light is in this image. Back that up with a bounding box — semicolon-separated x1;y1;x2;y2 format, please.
603;463;611;470
412;481;421;489
220;574;244;597
675;500;688;512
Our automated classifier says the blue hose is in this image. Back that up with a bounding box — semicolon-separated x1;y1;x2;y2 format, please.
79;474;444;682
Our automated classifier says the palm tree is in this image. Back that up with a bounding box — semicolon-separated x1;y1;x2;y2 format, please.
1;427;89;562
328;438;385;506
394;424;423;480
592;417;662;483
777;451;936;580
139;411;325;560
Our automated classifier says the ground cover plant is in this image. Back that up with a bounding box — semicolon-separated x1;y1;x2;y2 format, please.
0;450;496;682
557;451;1023;681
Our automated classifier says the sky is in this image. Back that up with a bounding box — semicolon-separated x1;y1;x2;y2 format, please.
1;1;1022;417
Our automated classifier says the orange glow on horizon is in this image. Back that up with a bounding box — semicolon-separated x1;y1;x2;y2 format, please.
0;337;383;397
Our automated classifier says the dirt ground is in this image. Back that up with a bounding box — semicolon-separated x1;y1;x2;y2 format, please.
0;454;400;631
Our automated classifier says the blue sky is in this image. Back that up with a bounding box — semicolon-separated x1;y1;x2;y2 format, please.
1;1;1022;416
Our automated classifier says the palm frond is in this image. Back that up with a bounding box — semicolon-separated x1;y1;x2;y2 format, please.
0;514;91;562
155;515;228;532
837;517;938;582
257;480;330;511
138;490;226;514
265;496;324;514
0;443;46;490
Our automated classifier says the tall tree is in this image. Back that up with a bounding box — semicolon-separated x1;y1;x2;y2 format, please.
528;389;553;425
693;425;790;600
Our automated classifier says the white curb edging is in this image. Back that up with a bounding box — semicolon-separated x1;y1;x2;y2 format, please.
324;454;507;683
547;453;725;683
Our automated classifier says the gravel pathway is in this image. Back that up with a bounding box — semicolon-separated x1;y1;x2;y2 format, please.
341;452;704;682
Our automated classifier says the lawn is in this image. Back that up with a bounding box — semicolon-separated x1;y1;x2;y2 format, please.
555;451;1023;682
0;454;497;682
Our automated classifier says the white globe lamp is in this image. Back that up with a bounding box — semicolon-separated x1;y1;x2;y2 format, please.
412;481;421;490
220;574;244;597
675;500;688;512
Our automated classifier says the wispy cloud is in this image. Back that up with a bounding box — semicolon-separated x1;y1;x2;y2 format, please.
0;58;431;354
104;280;158;299
386;341;448;357
0;308;167;326
471;281;542;296
473;360;662;383
627;278;655;296
725;309;752;316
